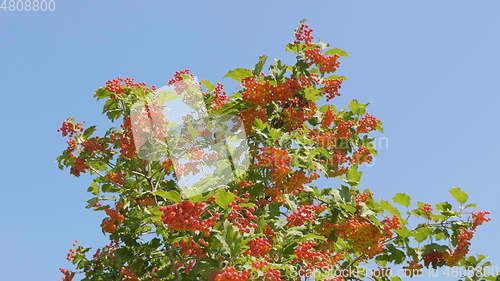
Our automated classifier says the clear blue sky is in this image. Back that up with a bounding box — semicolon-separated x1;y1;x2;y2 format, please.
1;1;499;280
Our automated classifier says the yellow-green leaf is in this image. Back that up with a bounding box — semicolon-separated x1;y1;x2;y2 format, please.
449;187;468;204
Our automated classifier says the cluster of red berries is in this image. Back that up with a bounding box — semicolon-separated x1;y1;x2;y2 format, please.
168;69;193;86
240;106;267;135
106;77;148;96
107;171;125;185
66;240;79;261
175;161;201;177
294;23;343;73
284;103;316;131
298;73;320;88
312;131;336;148
106;78;124;94
329;149;349;170
420;203;433;219
174;238;207;258
161;159;174;174
139;196;155;206
251;259;269;270
285;172;316;194
81;137;109;155
110;116;137;159
69;136;112;176
121;266;139;281
262;186;285;203
304;48;341;73
287;204;326;226
69;157;88;177
263;268;284;281
472;211;492;229
101;208;125;233
335;216;400;258
381;216;402;237
59;268;73;281
275;78;302;105
58;118;89;176
321;108;336;128
160;201;218;236
423;212;491;267
128;100;168;148
355;192;372;204
294;22;314;45
214;267;250;281
241;77;302;109
247;236;272;257
293;241;336;276
241;77;273;107
210;82;230;109
423;250;448;268
351;146;373;164
174;260;197;274
227;192;258;232
357;114;378;133
238;180;254;189
256;147;293;183
58;118;83;138
91;241;119;261
335;120;354;139
447;229;474;265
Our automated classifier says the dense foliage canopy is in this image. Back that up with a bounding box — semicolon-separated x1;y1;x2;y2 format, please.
57;22;495;281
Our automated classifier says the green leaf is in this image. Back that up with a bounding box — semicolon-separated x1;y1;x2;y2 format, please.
83;126;96;139
392;193;411;207
283;194;297;211
86;197;100;208
345;165;362;186
413;226;432;243
325;48;350;57
380;200;401;217
338;185;352;202
102;183;119;193
449;187;468;204
253;55;267;75
200;80;215;92
348;99;368;115
360;204;376;218
253;118;267;131
87;160;107;171
268;128;282;141
434;229;448;240
325;74;348;81
394;228;410;238
87;183;100;195
224;68;253;82
464;203;478;209
94;88;112;100
269;59;287;81
435;202;452;212
215;189;236;209
301;233;327;241
304;87;323;102
153;190;182;203
386;244;406;264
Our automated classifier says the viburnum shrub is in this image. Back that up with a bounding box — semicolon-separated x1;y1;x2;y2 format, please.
57;21;496;281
